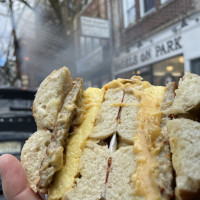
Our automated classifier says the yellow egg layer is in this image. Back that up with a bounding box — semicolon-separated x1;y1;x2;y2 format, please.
48;87;104;200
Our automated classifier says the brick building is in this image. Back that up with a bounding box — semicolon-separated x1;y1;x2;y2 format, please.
112;0;200;85
74;0;112;88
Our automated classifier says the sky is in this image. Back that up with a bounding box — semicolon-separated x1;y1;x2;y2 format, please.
0;3;12;66
0;15;11;66
0;1;31;66
0;2;12;39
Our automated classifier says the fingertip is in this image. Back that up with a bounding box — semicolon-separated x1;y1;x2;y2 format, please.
0;154;18;174
0;154;25;181
0;154;41;200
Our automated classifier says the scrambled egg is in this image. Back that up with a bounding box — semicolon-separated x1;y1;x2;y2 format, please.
48;87;104;200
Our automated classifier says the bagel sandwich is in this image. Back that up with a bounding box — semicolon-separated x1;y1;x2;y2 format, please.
21;67;200;200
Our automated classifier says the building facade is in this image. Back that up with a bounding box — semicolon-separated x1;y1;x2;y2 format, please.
8;0;200;88
112;0;200;85
74;0;112;88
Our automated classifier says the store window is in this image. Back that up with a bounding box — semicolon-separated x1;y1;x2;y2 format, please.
140;0;155;17
115;66;152;83
123;0;136;28
80;36;99;58
191;58;200;75
153;55;184;86
133;66;153;83
93;38;100;50
86;37;92;55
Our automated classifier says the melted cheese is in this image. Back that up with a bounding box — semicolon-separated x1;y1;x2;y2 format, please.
111;102;139;107
48;87;104;200
133;86;165;200
103;76;151;90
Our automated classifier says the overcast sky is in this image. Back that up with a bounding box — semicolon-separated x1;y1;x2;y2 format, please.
0;3;11;38
0;7;11;66
0;1;28;65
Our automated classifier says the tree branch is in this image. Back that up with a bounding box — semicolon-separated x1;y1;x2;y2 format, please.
48;0;63;24
17;0;34;11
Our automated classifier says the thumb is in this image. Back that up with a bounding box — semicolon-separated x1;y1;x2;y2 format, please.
0;154;42;200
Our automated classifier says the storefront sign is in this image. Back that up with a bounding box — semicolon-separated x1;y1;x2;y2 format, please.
155;36;182;57
114;36;182;73
81;16;109;38
76;46;103;74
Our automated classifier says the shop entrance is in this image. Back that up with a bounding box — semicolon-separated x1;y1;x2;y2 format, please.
115;55;184;86
115;66;153;83
153;55;184;86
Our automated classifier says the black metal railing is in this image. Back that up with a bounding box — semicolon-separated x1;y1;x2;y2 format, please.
0;88;37;194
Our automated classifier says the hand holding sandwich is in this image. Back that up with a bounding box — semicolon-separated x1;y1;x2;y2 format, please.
0;154;42;200
2;67;200;200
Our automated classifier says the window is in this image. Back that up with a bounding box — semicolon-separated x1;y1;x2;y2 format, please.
85;37;93;55
144;0;154;12
80;37;100;58
153;56;184;86
93;38;100;50
115;66;152;83
191;58;200;75
160;0;170;4
140;0;155;17
123;0;136;28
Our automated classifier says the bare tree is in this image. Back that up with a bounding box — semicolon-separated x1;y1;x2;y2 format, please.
0;0;34;87
0;0;86;87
